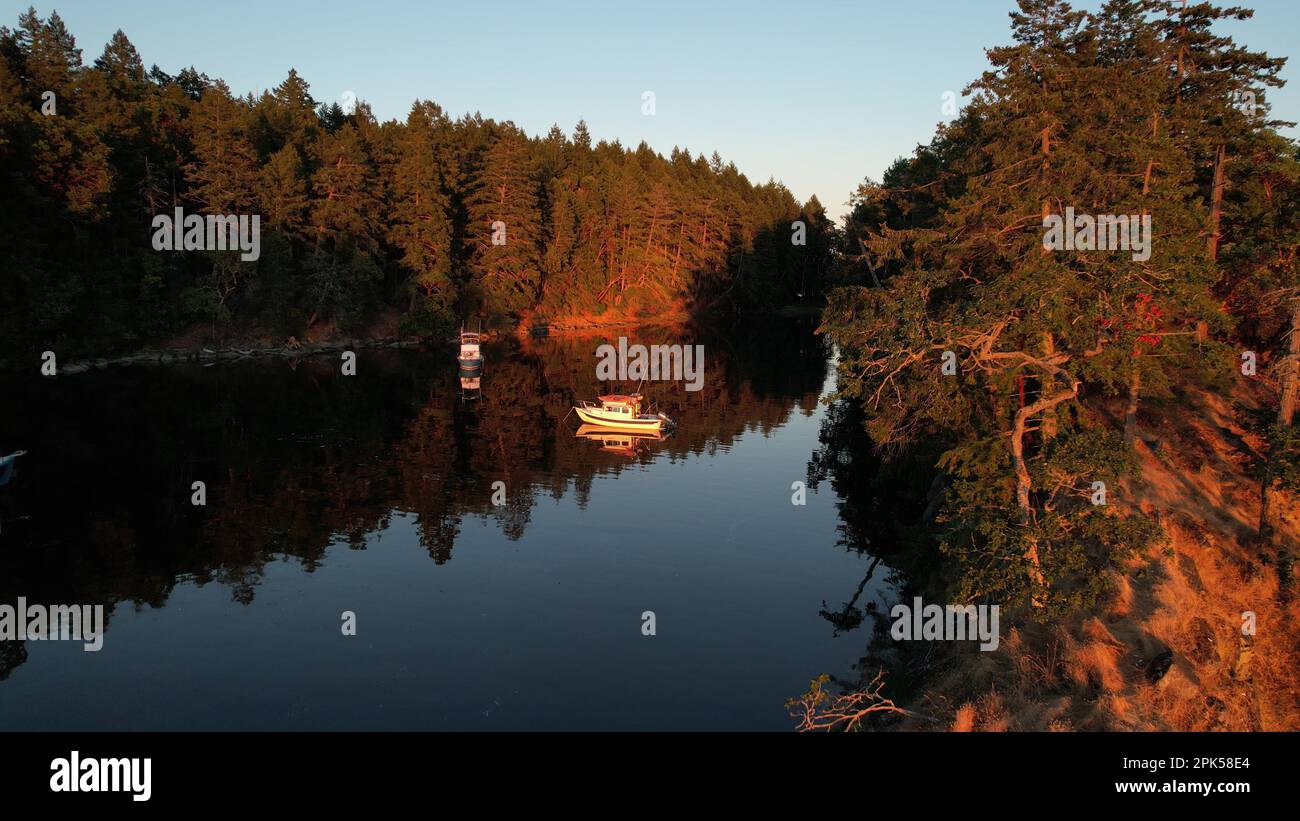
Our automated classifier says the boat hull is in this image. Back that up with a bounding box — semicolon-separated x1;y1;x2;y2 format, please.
574;406;666;432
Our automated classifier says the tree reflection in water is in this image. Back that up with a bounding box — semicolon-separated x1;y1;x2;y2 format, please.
0;317;836;681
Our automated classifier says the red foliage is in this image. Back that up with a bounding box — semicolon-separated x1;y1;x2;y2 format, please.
1099;293;1165;349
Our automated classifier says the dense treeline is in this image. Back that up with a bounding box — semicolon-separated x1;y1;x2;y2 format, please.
0;8;835;358
823;0;1299;615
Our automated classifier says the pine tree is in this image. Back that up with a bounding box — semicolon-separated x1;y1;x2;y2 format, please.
306;123;382;328
391;100;456;322
252;68;318;158
187;81;258;213
823;0;1175;614
257;144;309;235
464;128;543;313
0;10;839;352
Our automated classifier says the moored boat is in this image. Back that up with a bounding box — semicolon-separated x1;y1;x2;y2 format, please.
458;325;483;375
573;394;673;432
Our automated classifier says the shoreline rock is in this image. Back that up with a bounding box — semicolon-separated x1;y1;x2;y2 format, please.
0;337;428;375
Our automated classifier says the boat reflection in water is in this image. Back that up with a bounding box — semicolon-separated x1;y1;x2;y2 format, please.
573;423;669;459
459;374;481;401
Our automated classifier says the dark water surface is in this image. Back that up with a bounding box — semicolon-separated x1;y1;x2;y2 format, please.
0;318;898;729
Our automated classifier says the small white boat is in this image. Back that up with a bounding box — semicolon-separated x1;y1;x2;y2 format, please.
458;325;483;375
574;394;673;432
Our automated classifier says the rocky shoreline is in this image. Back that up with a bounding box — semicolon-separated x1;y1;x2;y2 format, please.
5;337;429;376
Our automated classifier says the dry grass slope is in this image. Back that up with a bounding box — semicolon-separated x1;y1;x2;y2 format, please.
913;381;1300;731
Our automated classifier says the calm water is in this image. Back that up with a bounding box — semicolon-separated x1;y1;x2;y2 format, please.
0;318;902;730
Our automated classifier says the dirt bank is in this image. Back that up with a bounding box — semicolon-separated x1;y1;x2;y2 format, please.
900;381;1300;731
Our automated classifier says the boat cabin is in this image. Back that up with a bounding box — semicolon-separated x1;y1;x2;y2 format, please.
596;394;643;416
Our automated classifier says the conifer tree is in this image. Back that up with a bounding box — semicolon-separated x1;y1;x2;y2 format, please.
465;128;543;313
824;0;1179;613
187;81;259;213
391;100;456;327
257;144;309;235
0;10;836;351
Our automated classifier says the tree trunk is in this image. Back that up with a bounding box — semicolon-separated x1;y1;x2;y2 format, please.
1264;298;1300;583
1259;467;1274;543
922;473;946;524
1208;144;1227;261
1279;297;1300;427
1041;333;1058;441
1125;365;1142;447
1011;409;1035;524
1011;384;1077;607
857;237;883;288
1010;406;1045;605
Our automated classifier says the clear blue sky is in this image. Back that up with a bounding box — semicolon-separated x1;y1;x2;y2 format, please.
6;0;1299;221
